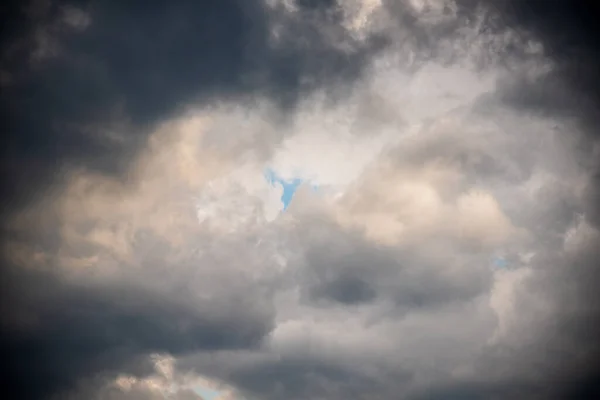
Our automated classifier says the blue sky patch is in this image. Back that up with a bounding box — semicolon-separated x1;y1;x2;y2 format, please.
264;168;304;210
492;256;508;269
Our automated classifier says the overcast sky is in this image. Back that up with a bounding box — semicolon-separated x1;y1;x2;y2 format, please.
1;1;600;399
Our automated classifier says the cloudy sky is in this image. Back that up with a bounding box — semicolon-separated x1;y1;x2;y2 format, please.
1;0;600;399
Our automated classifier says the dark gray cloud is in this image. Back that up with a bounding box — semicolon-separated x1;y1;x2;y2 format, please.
486;4;600;395
2;0;600;399
298;230;490;310
583;171;600;228
411;380;547;400
0;1;385;394
522;237;600;398
0;260;273;399
487;1;600;143
0;0;386;219
231;358;389;400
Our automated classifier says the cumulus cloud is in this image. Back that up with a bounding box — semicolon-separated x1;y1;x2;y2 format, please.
2;0;600;399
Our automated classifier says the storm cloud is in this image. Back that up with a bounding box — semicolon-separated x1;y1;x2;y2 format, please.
2;0;600;399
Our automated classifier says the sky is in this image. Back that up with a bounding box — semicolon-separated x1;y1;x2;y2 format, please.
264;168;304;211
1;0;600;399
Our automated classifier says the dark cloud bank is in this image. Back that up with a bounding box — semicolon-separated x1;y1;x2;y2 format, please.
0;0;385;219
2;1;600;399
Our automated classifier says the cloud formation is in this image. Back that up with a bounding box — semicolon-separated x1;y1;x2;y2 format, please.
2;0;600;399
